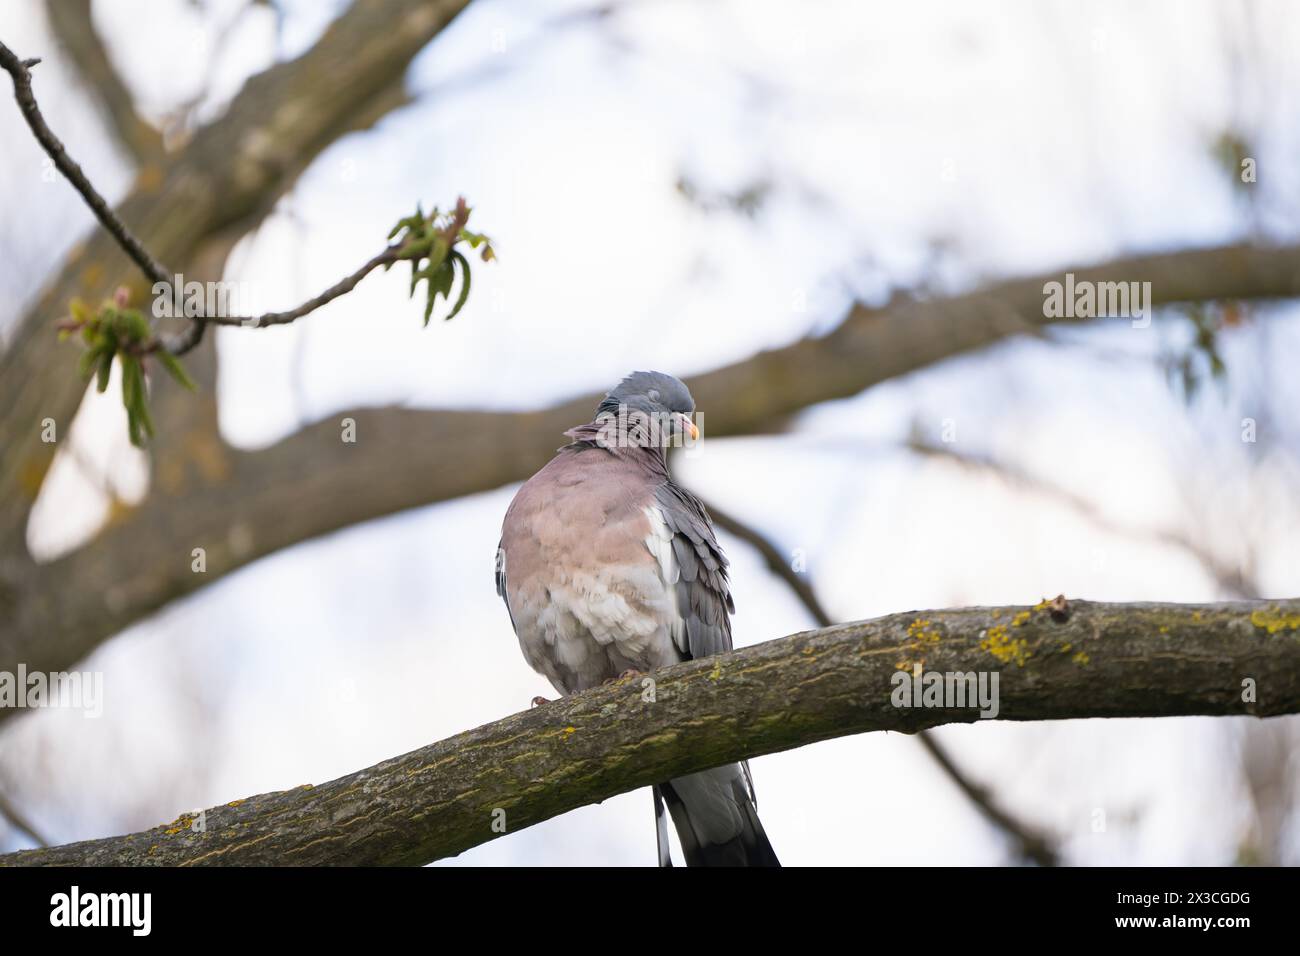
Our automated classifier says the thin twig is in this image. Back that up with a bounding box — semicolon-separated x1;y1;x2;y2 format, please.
701;496;836;628
150;246;403;333
914;731;1057;866
905;435;1262;599
0;789;48;848
0;41;407;357
0;42;170;287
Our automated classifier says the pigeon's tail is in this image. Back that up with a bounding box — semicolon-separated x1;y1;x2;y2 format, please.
654;763;780;867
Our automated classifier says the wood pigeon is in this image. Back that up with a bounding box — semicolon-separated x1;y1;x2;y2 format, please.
496;371;780;867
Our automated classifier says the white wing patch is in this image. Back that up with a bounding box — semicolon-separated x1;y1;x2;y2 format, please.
643;504;688;656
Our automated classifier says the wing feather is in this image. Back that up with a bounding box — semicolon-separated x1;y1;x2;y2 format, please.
653;482;734;660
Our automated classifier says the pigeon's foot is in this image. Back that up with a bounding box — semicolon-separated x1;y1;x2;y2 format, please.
530;696;552;707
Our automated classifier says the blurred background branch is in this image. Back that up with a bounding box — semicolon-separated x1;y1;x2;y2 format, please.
42;0;161;161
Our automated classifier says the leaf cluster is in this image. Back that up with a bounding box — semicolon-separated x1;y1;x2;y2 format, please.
60;291;194;447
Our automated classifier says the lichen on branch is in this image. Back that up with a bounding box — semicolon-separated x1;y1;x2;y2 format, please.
4;598;1296;867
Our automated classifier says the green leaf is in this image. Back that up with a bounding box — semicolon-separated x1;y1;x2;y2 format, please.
444;250;471;321
78;345;104;381
430;259;456;325
137;394;155;440
121;353;138;407
95;350;113;393
117;308;150;343
121;355;151;447
156;349;197;391
429;236;449;270
387;199;493;330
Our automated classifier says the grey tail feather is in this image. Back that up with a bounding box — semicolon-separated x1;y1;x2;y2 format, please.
652;784;674;867
656;773;780;867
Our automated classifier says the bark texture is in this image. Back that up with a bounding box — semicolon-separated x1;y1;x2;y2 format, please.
5;598;1297;866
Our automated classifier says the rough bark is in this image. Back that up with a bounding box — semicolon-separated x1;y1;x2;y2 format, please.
4;598;1296;866
4;241;1299;692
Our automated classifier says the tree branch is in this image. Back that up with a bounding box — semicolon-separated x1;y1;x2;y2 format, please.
0;42;171;288
0;40;465;357
3;598;1296;866
42;0;163;162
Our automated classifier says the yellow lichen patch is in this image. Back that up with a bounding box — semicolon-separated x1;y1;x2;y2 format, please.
163;812;196;836
227;799;245;808
1032;598;1051;611
980;624;1030;667
563;726;577;736
907;618;941;645
1191;611;1203;622
708;661;723;681
1058;641;1073;654
1072;651;1091;666
1011;611;1031;628
1250;607;1300;634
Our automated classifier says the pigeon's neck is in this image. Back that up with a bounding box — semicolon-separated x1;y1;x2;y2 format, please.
563;420;671;475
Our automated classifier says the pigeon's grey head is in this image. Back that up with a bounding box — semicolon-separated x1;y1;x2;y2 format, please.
596;370;699;445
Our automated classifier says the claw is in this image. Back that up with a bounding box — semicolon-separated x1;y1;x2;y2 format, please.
531;695;552;708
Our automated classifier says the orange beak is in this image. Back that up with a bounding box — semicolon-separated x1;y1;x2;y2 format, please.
681;415;700;441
